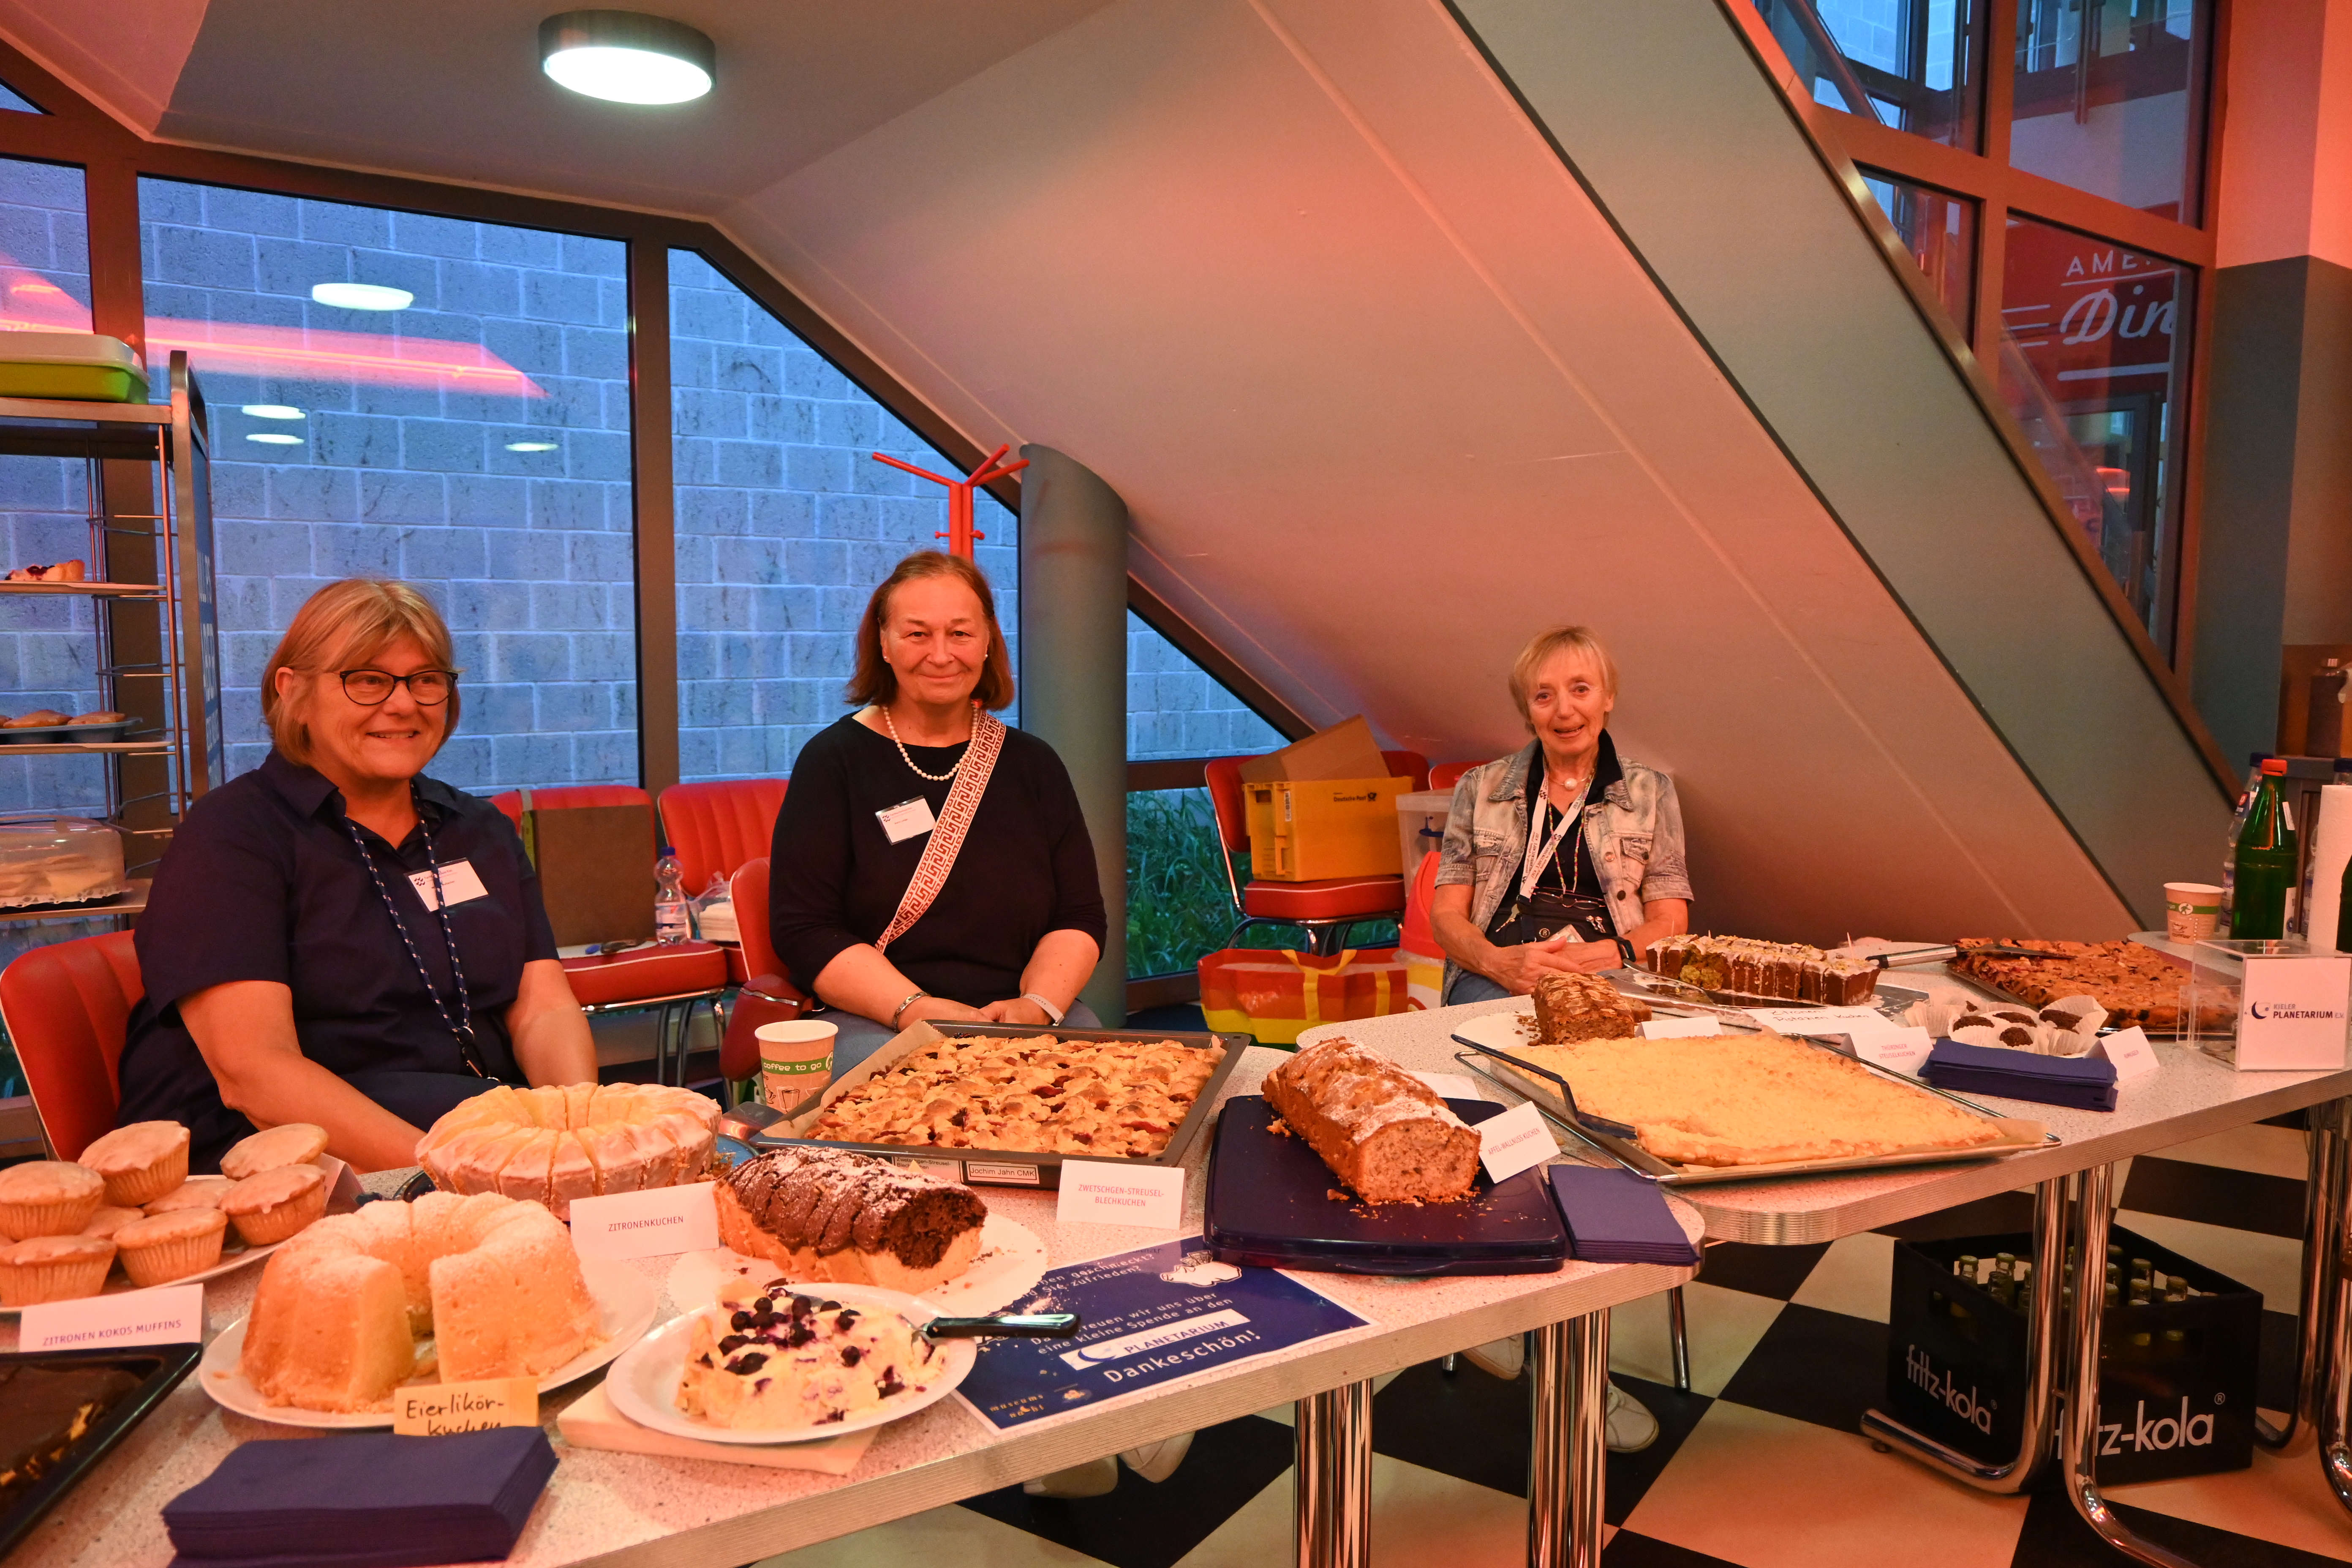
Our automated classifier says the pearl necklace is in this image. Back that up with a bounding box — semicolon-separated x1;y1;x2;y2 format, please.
882;702;975;782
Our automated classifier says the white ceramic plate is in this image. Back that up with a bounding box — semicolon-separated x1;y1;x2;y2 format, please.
604;1283;976;1445
664;1211;1046;1321
198;1254;657;1429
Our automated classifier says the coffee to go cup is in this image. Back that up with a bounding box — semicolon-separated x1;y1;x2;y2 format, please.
756;1020;837;1110
2163;882;2223;942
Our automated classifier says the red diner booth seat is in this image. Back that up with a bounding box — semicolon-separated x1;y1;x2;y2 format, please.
488;782;651;833
657;778;787;896
1203;752;1426;956
0;931;143;1161
715;856;810;1089
1429;760;1478;792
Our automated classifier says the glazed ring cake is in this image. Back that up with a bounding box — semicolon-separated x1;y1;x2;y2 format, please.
715;1147;988;1295
240;1190;600;1413
414;1082;720;1220
1262;1037;1482;1204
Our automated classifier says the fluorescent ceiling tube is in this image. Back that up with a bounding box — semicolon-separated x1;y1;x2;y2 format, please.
541;10;714;104
311;283;414;311
506;441;559;452
247;433;302;445
242;405;304;419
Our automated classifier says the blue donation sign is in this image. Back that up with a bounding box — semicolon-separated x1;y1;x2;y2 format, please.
956;1236;1369;1429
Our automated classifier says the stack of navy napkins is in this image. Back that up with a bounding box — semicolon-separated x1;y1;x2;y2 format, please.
1920;1040;2118;1112
1548;1165;1699;1266
163;1428;556;1568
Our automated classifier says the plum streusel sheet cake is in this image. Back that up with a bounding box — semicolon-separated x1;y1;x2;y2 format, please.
807;1032;1225;1158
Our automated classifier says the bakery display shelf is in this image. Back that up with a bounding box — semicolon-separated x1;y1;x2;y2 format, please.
0;1343;203;1560
1447;1035;2053;1187
755;1020;1250;1189
0;879;147;926
0;581;164;599
0;740;170;755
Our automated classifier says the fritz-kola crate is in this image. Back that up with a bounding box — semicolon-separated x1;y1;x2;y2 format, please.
1885;1227;2258;1483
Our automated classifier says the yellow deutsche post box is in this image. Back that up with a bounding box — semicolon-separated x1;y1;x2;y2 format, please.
1243;776;1414;882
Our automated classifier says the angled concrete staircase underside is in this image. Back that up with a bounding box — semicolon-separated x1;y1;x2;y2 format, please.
731;0;2224;940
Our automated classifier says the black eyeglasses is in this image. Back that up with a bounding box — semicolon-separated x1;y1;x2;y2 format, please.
338;668;456;706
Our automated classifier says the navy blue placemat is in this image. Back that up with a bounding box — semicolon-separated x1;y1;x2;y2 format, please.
1546;1165;1698;1266
1920;1040;2118;1111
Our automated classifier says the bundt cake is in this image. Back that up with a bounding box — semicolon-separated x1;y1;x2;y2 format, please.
240;1191;601;1413
414;1083;719;1220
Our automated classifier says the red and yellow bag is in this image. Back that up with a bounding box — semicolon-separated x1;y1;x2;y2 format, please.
1197;947;1416;1045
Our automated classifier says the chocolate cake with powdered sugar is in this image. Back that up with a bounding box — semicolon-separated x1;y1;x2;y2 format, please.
716;1147;989;1296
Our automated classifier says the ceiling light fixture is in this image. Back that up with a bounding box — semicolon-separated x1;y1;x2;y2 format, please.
506;440;560;452
311;283;414;311
242;404;305;419
540;11;714;104
247;433;303;445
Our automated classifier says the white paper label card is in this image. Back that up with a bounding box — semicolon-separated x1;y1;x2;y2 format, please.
408;859;490;910
1641;1015;1724;1039
1744;1005;1903;1042
22;1283;203;1352
1478;1100;1560;1185
2095;1025;2162;1080
1056;1160;1185;1230
876;797;937;844
568;1181;719;1258
1855;1026;1935;1077
1410;1071;1482;1101
315;1154;361;1211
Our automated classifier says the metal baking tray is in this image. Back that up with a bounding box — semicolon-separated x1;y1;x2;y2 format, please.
753;1019;1249;1190
1611;966;1929;1021
1448;1032;2053;1187
1941;951;2208;1040
0;1343;202;1557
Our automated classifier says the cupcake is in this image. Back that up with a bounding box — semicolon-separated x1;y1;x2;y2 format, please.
219;1124;329;1181
77;1122;191;1206
145;1176;234;1214
80;1206;145;1240
0;1161;105;1238
114;1208;227;1287
0;1233;116;1305
219;1165;328;1247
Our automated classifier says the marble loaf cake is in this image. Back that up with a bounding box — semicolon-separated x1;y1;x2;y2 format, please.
1531;971;1652;1044
1262;1038;1481;1204
715;1147;989;1295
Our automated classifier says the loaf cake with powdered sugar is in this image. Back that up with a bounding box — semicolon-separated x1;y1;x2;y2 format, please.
1261;1038;1481;1204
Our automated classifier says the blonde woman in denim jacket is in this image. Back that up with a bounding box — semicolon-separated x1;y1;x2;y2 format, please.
1432;625;1691;1008
1428;625;1689;1451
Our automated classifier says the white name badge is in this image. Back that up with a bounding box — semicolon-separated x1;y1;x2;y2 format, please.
21;1283;204;1352
569;1181;719;1258
2094;1025;2162;1081
1478;1100;1560;1185
408;859;490;911
1056;1160;1185;1229
877;797;937;844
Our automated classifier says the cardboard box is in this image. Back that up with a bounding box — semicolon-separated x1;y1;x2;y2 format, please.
1239;714;1388;784
533;804;656;947
1198;947;1415;1044
1245;776;1413;882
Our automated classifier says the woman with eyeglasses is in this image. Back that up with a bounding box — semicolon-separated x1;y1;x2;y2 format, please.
115;579;595;1172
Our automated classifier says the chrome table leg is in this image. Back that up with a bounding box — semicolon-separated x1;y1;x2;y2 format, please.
2311;1099;2352;1514
1529;1313;1609;1568
2265;1099;2347;1452
1295;1380;1372;1568
1861;1173;2066;1490
2064;1162;2198;1567
1668;1286;1691;1394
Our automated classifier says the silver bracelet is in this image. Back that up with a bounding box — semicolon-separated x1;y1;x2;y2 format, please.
1021;991;1067;1026
889;990;928;1029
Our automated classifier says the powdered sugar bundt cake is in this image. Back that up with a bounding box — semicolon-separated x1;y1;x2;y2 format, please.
240;1190;600;1412
414;1083;719;1219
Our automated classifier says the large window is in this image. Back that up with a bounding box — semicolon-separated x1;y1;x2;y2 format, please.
669;250;1017;782
1759;0;2215;655
141;179;639;790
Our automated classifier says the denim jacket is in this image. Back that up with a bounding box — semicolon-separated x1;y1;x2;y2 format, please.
1435;733;1692;999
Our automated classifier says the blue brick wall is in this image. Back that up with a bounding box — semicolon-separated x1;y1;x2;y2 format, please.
670;251;1019;781
139;177;640;793
1127;612;1282;761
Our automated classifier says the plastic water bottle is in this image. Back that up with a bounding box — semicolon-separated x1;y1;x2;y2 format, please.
654;846;690;945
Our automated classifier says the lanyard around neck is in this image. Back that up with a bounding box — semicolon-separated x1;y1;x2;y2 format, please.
1520;765;1592;901
342;788;487;1077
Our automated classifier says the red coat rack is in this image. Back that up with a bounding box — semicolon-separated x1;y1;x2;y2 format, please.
870;442;1029;560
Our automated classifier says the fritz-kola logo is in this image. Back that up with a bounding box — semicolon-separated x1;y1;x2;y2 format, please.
1905;1344;1994;1433
2247;1001;2344;1021
2100;1396;2218;1455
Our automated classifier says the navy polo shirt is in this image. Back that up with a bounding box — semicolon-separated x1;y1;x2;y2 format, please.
115;749;558;1170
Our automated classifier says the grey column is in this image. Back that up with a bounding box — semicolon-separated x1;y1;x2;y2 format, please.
1018;445;1127;1025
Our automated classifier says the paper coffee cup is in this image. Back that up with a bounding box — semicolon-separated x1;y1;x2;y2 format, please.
2163;882;2223;942
757;1020;837;1109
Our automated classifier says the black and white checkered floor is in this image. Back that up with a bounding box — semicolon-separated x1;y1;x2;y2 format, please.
760;1118;2352;1568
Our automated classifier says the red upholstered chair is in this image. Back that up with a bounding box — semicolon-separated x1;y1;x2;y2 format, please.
489;783;650;832
1429;760;1478;792
657;779;787;896
1203;752;1427;957
0;931;143;1161
714;857;811;1097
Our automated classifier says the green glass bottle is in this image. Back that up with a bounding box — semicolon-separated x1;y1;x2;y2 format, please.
2232;760;2299;939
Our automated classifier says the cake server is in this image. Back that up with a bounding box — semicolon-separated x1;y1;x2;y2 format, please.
921;1312;1080;1339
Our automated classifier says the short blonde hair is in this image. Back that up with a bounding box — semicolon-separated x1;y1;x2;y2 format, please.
261;580;462;766
1508;625;1618;723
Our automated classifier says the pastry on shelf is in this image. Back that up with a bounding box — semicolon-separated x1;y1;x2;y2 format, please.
2;710;71;729
4;560;85;583
66;710;125;725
